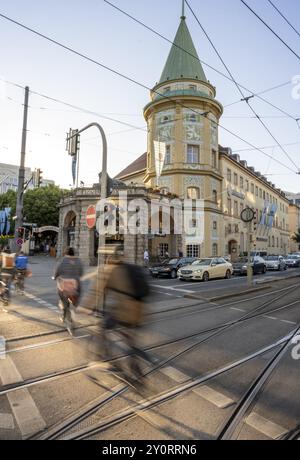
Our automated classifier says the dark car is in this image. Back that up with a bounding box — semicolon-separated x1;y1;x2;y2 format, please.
232;256;267;276
285;255;300;268
149;257;197;279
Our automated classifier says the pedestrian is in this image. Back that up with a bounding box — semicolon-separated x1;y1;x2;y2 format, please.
0;246;15;305
54;247;83;335
178;249;183;258
143;249;149;268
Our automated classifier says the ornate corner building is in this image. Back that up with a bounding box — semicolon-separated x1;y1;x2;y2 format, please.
57;10;291;265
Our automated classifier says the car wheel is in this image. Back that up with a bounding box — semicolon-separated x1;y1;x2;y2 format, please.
225;269;231;279
262;266;267;274
170;269;177;279
202;272;209;282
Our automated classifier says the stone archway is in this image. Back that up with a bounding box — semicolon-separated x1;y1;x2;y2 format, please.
63;210;77;253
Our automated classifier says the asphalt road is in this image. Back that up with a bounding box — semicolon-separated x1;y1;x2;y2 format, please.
0;256;299;440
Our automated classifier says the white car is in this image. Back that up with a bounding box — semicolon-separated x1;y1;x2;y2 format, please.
178;258;233;282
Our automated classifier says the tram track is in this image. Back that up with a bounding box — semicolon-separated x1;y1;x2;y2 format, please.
3;282;298;353
1;286;300;396
39;333;294;440
30;284;300;440
217;323;300;440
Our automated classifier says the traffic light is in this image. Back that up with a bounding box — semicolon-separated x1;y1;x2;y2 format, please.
36;169;43;188
253;209;258;233
66;129;80;156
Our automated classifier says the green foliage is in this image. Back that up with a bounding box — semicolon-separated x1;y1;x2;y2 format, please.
23;185;64;227
292;228;300;244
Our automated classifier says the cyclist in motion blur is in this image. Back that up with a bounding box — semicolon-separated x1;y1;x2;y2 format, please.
15;251;29;294
54;247;83;335
101;247;152;385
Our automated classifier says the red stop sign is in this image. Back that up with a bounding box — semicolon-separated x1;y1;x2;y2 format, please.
86;205;96;229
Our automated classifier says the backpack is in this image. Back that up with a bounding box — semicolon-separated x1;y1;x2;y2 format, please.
122;263;150;300
1;253;15;269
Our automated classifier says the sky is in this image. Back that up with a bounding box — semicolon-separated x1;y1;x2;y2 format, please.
0;0;300;192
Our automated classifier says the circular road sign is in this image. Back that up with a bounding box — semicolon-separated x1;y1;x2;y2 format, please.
241;207;255;223
16;238;24;247
86;205;96;229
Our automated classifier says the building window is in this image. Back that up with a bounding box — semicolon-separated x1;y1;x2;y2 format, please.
213;221;217;230
246;180;249;192
240;177;244;189
227;198;232;215
251;183;254;194
212;190;218;204
159;243;169;257
227;169;232;182
186;244;200;258
255;186;258;197
259;188;262;198
164;145;171;165
189;84;197;91
187;145;199;164
162;115;170;124
234;201;238;217
212;149;217;169
187;187;200;199
212;244;218;257
234;173;238;186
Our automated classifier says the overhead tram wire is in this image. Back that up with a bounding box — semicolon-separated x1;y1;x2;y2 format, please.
0;17;297;174
267;0;300;40
186;0;300;173
223;80;292;108
240;0;300;62
103;0;299;123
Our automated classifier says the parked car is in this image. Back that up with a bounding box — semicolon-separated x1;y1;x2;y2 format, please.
284;254;300;268
178;258;233;282
232;256;267;276
149;257;197;279
264;255;287;271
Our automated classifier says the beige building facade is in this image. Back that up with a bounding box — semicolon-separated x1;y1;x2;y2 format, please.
289;203;300;253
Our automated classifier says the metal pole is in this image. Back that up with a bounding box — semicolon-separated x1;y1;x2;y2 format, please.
15;86;29;250
247;221;253;287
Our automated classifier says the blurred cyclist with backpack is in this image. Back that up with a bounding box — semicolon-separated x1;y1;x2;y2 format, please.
15;251;29;294
54;247;83;335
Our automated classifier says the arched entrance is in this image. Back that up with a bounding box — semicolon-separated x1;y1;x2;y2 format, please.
33;226;59;255
228;239;239;262
63;211;77;252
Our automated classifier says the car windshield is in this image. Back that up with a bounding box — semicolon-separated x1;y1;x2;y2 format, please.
167;259;179;265
192;259;212;266
236;257;250;263
265;256;278;261
287;255;297;260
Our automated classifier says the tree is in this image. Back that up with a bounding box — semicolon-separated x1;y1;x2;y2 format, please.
292;228;300;249
23;185;64;227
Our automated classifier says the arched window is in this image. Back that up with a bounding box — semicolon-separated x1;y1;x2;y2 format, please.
187;187;200;199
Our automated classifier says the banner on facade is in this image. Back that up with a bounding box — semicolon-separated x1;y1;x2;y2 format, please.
0;208;11;235
154;140;166;185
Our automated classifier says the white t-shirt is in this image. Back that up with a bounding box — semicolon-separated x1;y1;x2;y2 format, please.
144;251;149;261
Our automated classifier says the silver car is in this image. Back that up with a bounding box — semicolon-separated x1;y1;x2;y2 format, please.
264;255;287;271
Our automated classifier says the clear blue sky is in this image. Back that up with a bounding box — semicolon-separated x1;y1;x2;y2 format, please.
0;0;300;192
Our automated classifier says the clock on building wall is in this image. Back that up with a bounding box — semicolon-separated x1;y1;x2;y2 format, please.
241;207;255;223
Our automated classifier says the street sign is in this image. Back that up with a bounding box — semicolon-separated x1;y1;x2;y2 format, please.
16;238;23;247
86;205;96;229
241;207;255;223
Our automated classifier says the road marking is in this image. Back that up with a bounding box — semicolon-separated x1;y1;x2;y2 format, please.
263;316;278;321
160;366;188;383
245;412;288;439
0;413;15;430
193;385;235;409
0;356;46;438
281;319;297;325
230;307;246;312
151;284;195;294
